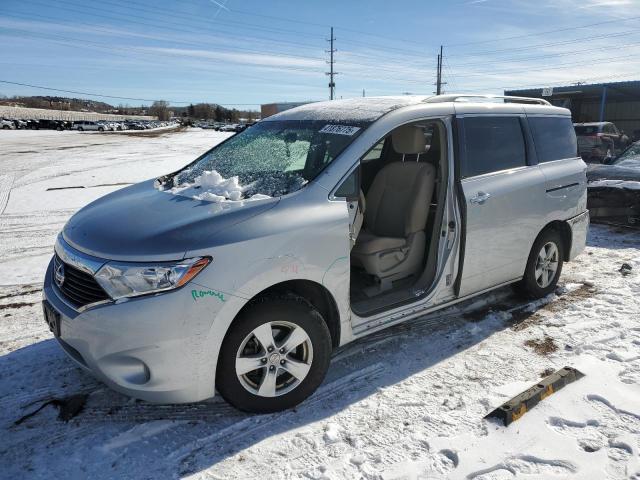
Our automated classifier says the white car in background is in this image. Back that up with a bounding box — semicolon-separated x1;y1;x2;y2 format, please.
1;118;16;129
72;121;105;132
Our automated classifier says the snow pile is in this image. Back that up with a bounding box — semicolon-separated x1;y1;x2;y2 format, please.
166;169;271;203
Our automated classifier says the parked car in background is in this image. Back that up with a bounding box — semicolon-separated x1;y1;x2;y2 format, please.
97;121;112;131
25;119;40;129
574;122;630;163
43;94;588;412
124;121;143;130
587;140;640;226
1;118;16;129
219;123;238;132
38;119;69;131
12;119;28;129
72;121;105;132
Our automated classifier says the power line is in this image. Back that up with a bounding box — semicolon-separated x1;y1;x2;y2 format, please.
17;0;326;55
100;0;324;40
447;40;640;69
446;52;640;79
0;79;262;106
457;72;640;91
450;29;640;58
3;27;326;78
3;12;326;64
185;2;440;50
446;14;640;48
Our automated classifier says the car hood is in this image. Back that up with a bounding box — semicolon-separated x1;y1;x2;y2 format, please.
587;162;640;183
63;179;280;261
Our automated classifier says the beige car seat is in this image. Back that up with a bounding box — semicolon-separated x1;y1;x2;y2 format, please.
352;125;436;291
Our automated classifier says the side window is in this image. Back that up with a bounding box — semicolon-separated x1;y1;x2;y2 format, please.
462;116;526;178
528;117;578;163
334;168;359;199
362;139;384;162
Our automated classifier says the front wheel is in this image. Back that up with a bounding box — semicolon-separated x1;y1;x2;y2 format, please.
515;229;564;299
216;296;332;413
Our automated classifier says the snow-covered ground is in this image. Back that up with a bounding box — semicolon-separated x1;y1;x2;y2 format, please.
1;130;639;479
0;128;231;286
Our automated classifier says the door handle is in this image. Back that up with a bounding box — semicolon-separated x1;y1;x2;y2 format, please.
470;191;491;205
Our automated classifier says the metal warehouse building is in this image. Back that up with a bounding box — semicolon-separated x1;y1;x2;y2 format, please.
260;101;316;118
506;80;640;139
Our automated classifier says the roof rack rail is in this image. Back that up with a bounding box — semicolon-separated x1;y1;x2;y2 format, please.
423;94;551;106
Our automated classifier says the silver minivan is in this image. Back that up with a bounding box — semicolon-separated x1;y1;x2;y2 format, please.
43;95;589;412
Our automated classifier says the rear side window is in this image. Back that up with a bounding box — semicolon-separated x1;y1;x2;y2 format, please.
462;116;526;177
574;125;597;135
529;117;577;163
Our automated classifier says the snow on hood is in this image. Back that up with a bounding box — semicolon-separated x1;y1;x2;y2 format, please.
588;179;640;190
161;170;272;203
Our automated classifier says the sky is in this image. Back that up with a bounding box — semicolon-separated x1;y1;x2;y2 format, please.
0;0;639;109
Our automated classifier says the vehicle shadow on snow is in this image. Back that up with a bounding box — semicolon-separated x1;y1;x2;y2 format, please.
2;284;559;478
1;224;627;477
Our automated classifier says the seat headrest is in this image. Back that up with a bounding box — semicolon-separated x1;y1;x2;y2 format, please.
391;125;427;155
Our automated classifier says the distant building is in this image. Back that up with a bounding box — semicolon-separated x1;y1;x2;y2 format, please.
260;101;317;118
506;80;640;136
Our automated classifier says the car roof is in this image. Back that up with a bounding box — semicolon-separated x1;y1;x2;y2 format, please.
265;94;568;123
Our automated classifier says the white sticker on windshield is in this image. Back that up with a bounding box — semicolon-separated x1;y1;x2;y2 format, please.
319;124;360;136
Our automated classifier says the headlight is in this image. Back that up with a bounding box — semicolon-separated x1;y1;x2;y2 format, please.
95;257;211;300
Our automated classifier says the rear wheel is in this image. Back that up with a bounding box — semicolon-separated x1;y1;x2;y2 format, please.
216;296;331;413
78;127;83;131
515;229;564;299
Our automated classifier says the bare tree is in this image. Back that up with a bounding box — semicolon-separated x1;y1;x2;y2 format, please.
150;100;170;121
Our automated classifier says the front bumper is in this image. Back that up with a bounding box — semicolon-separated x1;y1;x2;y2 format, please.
43;257;223;403
566;210;589;261
588;185;640;226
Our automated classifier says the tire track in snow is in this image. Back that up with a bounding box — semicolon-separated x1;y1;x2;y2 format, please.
175;363;385;474
0;174;14;215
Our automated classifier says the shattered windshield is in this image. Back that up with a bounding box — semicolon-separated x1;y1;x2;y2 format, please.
169;120;367;202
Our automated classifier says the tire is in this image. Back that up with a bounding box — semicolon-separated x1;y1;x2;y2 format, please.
98;127;104;132
216;295;332;413
78;127;83;131
515;229;564;299
2;125;8;130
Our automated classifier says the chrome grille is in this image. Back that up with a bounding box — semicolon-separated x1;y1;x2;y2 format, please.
53;254;110;308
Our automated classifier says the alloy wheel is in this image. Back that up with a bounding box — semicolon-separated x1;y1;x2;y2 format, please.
235;321;313;397
535;241;559;288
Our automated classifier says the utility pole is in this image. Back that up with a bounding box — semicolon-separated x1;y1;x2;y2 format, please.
326;27;337;100
435;45;446;95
